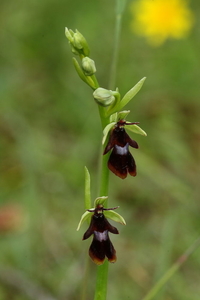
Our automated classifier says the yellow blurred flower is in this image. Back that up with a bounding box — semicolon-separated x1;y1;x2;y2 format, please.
130;0;194;46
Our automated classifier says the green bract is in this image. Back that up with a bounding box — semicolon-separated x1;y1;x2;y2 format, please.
105;77;146;116
118;77;146;110
84;166;91;210
73;58;97;89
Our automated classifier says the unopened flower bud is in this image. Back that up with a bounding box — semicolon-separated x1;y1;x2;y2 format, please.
93;88;116;107
73;30;90;56
65;28;90;57
82;57;96;76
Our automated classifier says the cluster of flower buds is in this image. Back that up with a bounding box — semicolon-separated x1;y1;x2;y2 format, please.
65;28;98;90
65;28;147;112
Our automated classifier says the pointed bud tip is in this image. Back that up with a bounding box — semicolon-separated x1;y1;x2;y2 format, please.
65;27;73;40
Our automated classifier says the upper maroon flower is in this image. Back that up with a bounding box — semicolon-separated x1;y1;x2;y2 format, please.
103;120;139;179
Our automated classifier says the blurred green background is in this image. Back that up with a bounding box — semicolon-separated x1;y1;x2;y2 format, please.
1;0;200;299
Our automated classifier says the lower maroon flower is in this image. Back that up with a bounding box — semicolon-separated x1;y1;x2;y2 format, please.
83;205;119;265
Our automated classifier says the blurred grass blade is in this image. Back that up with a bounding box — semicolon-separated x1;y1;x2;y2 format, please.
142;236;200;300
116;0;127;14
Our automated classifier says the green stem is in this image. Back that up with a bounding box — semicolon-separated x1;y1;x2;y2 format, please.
94;127;110;300
141;236;200;300
94;260;109;300
94;2;126;300
99;153;110;198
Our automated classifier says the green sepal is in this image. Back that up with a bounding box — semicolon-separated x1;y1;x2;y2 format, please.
118;77;146;111
77;210;92;231
102;122;115;145
117;110;130;121
110;113;118;123
94;196;108;208
125;123;147;136
104;210;126;225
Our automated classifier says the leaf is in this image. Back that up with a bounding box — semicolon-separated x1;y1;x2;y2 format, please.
84;166;91;210
118;77;146;110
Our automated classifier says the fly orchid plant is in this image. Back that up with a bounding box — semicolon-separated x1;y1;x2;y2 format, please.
65;24;147;300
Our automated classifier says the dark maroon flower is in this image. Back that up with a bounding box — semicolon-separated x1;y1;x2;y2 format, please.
83;205;119;265
103;120;139;179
